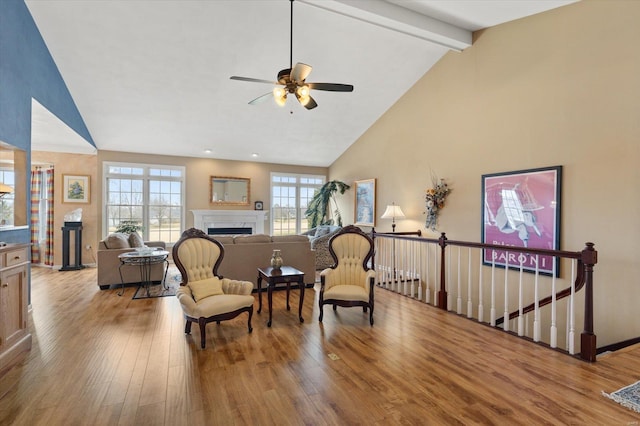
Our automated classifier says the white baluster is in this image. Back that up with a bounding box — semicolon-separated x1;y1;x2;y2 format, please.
503;251;509;332
490;252;496;327
456;247;462;314
568;259;576;354
478;249;484;323
533;256;540;342
467;247;473;318
385;239;391;290
518;257;524;336
410;241;416;298
550;260;557;348
447;246;452;310
403;240;409;296
417;244;423;302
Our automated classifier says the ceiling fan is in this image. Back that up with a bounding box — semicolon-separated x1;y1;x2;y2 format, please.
230;0;354;110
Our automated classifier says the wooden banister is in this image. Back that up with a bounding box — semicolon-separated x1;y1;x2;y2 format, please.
370;231;598;362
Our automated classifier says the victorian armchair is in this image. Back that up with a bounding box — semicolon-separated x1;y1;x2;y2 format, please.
318;225;376;325
173;228;254;348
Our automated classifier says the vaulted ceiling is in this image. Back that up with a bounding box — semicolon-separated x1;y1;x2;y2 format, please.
26;0;576;166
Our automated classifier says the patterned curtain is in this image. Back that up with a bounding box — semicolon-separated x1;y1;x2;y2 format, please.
30;168;42;263
44;168;55;266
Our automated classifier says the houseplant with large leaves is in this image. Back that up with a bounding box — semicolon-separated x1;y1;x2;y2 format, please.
305;180;350;229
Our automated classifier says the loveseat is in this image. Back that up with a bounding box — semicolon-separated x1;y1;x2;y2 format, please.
212;233;315;290
97;233;167;290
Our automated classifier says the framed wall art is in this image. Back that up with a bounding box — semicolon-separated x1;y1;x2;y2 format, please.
354;178;376;227
62;174;90;204
481;166;562;275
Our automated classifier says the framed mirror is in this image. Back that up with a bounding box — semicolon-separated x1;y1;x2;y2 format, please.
210;176;250;206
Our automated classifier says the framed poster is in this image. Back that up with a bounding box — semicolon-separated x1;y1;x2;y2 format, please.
481;166;561;275
354;178;376;227
62;174;90;203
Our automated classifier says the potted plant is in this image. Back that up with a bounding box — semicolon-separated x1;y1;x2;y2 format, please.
305;180;350;229
115;220;144;235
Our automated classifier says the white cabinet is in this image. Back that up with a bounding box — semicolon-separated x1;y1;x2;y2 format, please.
0;244;31;385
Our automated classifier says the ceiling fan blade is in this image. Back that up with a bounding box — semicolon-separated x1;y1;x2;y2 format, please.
248;92;274;105
291;63;312;83
308;82;354;92
230;76;278;85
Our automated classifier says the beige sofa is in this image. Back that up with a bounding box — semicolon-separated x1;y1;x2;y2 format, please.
97;233;167;290
212;234;315;290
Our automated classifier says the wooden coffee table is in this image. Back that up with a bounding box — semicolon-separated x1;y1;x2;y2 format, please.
257;266;305;327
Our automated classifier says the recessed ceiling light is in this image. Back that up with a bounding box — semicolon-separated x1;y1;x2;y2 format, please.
251;153;259;157
204;149;212;154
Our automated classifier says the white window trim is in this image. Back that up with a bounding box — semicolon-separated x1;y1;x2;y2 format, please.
102;161;186;241
270;172;325;235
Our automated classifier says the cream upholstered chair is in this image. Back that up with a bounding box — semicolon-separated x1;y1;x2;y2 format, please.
173;228;254;349
318;225;376;325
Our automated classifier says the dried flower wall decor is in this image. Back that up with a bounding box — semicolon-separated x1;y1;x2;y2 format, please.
425;174;451;231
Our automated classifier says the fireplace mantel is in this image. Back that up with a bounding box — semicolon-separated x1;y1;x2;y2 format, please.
191;210;268;235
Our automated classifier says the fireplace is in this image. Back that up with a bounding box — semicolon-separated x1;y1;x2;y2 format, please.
208;227;252;235
191;210;268;235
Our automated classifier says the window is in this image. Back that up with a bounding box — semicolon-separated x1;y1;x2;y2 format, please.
104;162;184;244
0;169;14;226
271;173;324;235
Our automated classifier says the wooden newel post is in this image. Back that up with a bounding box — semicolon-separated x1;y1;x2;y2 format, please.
437;232;448;310
580;242;597;362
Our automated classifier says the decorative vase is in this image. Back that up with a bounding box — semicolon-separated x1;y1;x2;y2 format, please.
270;249;283;269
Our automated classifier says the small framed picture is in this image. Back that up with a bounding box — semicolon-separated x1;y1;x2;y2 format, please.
62;174;90;203
254;201;264;210
354;178;376;227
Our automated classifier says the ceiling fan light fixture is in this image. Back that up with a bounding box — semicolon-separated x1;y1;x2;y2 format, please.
273;87;287;106
229;0;353;109
296;85;310;98
298;95;310;106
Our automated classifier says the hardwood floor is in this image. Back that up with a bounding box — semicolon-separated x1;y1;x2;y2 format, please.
1;265;639;425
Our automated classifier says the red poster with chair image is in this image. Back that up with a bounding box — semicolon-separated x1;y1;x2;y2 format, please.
481;166;562;276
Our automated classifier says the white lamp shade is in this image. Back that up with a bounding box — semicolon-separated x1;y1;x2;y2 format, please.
381;204;405;219
0;183;13;195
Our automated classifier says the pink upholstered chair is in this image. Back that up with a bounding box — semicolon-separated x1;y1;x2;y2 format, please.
318;225;376;325
173;228;254;348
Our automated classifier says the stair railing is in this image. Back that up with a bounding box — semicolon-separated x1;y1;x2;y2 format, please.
371;230;597;362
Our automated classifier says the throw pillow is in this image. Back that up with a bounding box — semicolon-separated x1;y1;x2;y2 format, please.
104;233;130;249
314;226;331;238
188;277;224;302
128;232;145;248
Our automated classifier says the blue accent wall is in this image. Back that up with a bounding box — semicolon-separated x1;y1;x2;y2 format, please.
0;0;95;243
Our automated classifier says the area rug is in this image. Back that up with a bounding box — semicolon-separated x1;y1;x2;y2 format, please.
602;380;640;413
132;270;182;299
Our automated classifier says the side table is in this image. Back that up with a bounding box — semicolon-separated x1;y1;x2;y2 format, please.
257;266;305;327
117;250;169;297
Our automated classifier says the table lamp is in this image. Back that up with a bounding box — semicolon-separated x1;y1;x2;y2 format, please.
0;183;13;198
381;203;405;232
